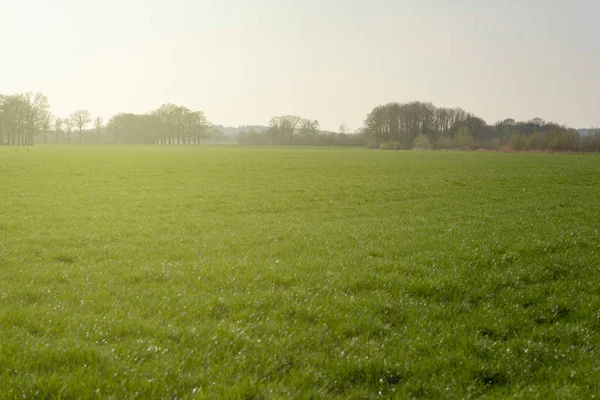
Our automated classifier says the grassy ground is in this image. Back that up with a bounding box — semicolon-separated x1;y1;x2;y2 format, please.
1;146;599;399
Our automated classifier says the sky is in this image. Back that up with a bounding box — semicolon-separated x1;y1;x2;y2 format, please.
1;0;599;131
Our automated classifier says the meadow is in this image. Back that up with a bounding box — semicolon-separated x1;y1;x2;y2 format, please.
1;146;599;399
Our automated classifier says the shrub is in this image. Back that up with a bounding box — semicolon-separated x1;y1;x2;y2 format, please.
486;138;505;151
379;142;402;150
455;127;474;150
509;134;526;151
413;134;431;150
434;137;455;150
526;131;547;151
547;130;578;152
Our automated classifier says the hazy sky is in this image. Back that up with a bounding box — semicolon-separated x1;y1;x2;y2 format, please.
2;0;599;130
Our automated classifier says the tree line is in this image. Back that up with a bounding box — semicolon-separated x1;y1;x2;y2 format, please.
0;93;51;146
363;101;600;152
0;92;212;146
236;118;365;147
1;92;599;152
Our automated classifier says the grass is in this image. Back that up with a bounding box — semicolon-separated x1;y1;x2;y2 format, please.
1;146;600;398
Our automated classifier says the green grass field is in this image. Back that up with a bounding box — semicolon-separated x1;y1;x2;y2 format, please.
1;146;599;398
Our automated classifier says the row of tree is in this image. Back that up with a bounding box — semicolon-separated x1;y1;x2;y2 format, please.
0;93;51;146
0;92;212;146
236;117;365;146
0;92;105;145
107;104;210;144
2;93;599;152
363;101;600;152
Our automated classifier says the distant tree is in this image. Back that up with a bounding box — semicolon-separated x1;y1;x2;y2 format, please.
70;110;91;144
413;134;431;149
268;115;302;145
509;133;526;151
94;117;103;141
300;119;319;142
54;117;63;144
455;126;473;149
0;106;3;145
268;117;282;145
184;110;211;144
22;92;51;145
64;118;73;144
41;113;51;143
154;104;187;144
547;129;579;151
151;104;211;145
0;92;50;145
284;115;302;144
526;131;547;150
530;118;545;128
208;126;226;142
363;105;387;147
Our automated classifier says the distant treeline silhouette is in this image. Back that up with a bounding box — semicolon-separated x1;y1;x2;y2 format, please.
1;92;599;152
363;101;600;152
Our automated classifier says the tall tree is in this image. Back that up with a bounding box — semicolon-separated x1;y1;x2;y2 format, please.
20;92;51;145
0;94;25;145
54;117;63;144
64;118;73;144
185;111;211;144
153;104;184;144
94;117;103;140
70;110;91;144
0;100;4;145
41;113;51;143
268;115;302;145
300;119;319;142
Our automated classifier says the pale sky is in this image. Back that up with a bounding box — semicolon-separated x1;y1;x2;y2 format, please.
2;0;599;131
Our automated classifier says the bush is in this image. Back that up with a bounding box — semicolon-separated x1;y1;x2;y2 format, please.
486;138;505;151
379;142;402;150
526;132;547;150
455;127;474;150
413;134;431;150
509;134;526;151
580;132;600;152
433;137;455;150
547;130;578;151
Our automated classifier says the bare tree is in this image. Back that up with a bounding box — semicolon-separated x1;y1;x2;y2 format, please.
0;105;3;145
41;113;51;143
0;93;50;145
282;115;302;144
268;116;282;145
70;110;91;144
94;117;103;141
300;119;320;142
23;92;51;145
269;115;302;145
54;117;63;144
0;94;23;145
64;118;73;144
